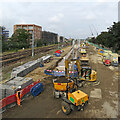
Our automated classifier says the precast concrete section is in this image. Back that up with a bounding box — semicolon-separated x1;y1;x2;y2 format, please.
41;55;52;63
56;48;73;71
11;55;52;78
1;77;33;99
56;47;79;71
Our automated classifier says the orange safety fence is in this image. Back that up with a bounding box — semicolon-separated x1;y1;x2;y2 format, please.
0;80;40;110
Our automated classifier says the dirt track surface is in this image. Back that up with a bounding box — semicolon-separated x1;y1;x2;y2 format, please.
3;45;119;118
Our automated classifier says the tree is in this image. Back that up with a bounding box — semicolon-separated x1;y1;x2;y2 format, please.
107;22;120;52
89;22;120;53
10;29;31;49
37;39;44;47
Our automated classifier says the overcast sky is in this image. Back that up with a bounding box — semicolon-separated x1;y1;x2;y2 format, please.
0;0;119;39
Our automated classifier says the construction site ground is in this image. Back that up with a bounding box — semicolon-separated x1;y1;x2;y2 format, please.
3;45;119;118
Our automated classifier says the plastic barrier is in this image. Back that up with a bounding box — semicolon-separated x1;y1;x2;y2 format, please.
54;71;78;78
0;98;7;109
40;64;44;67
6;94;16;106
44;70;54;75
0;80;40;112
69;71;78;78
30;83;43;96
54;71;65;76
54;53;61;57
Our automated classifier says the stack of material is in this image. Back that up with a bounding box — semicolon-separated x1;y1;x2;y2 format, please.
57;49;73;71
11;58;43;78
1;84;19;99
6;77;33;89
41;55;52;63
1;77;33;99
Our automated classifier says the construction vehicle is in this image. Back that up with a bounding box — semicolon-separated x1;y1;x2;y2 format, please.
61;82;88;115
53;77;74;98
79;57;97;81
61;59;89;115
80;48;86;57
70;59;96;82
80;56;89;66
51;58;96;98
52;59;89;99
102;50;113;66
102;55;111;66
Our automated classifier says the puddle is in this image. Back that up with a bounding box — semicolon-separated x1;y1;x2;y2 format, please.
102;101;118;118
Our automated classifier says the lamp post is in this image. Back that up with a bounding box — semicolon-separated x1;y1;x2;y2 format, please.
32;32;34;57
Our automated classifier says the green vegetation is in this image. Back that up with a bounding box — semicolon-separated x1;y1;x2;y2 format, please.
37;38;58;47
2;29;31;52
2;28;59;52
89;22;120;53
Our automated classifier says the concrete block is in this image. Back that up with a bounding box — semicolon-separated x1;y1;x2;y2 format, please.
1;77;33;99
11;58;43;78
6;77;33;90
0;84;19;99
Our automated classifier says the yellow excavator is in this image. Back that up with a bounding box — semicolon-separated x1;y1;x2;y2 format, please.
65;58;97;82
79;57;97;82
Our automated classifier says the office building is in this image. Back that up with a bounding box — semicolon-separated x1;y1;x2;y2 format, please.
14;24;42;45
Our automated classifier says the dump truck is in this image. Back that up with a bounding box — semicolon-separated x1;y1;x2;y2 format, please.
53;77;74;98
60;59;89;115
61;82;88;115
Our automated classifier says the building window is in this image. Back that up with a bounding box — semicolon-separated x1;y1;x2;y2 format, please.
28;26;33;29
17;26;21;29
29;30;33;34
23;26;27;29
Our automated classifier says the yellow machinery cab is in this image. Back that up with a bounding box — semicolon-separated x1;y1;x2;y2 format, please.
80;66;97;82
68;90;88;106
80;49;86;56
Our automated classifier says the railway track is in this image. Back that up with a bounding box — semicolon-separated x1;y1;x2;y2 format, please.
0;45;58;66
1;43;71;67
